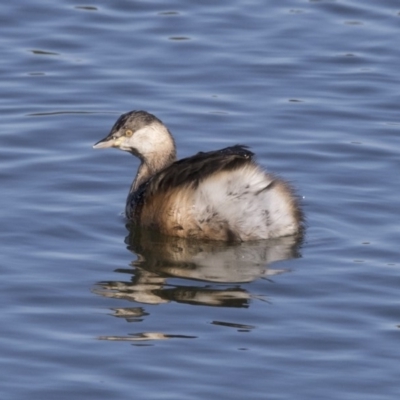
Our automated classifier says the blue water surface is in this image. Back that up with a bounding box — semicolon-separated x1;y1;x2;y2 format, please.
1;1;400;399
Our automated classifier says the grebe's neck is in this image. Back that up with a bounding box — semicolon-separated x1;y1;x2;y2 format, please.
130;145;177;193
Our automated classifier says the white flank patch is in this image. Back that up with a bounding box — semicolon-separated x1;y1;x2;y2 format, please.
193;164;298;240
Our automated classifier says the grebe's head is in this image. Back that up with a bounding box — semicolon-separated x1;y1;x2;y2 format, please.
93;110;175;161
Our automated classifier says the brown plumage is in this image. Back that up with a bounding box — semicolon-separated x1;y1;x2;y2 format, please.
94;110;303;241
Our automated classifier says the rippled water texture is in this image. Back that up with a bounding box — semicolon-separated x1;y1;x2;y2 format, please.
1;1;400;399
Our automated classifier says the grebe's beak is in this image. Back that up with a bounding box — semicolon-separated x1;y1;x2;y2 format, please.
93;135;124;149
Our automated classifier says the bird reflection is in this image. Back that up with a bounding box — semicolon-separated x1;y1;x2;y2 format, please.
93;224;302;312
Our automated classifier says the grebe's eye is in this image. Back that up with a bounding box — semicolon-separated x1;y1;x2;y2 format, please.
125;129;133;137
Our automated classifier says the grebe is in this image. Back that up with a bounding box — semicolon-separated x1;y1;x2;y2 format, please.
93;110;303;241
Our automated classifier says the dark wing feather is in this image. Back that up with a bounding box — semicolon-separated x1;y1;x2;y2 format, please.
128;145;254;221
148;145;254;194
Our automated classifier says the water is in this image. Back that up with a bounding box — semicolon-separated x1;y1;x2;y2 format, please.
1;0;400;399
